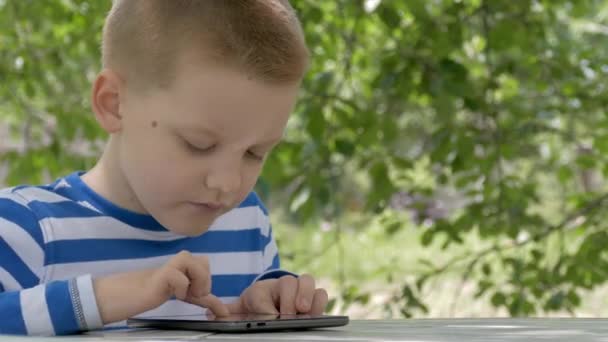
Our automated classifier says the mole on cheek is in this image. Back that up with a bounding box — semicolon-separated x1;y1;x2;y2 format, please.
151;121;158;128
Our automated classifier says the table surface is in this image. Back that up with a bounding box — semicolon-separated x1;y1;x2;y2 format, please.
2;318;608;342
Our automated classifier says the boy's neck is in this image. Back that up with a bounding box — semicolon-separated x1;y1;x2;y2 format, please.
81;137;148;214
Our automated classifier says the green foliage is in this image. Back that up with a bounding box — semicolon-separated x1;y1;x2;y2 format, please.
3;0;608;317
0;0;107;184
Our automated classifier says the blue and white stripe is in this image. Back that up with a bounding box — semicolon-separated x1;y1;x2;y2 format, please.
0;172;283;335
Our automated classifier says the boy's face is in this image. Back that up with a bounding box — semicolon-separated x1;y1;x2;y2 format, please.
114;63;299;236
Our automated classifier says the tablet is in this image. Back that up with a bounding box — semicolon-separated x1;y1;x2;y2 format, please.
127;313;349;333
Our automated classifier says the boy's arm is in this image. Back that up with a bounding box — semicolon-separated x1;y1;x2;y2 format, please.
92;251;228;325
0;276;103;335
0;193;103;335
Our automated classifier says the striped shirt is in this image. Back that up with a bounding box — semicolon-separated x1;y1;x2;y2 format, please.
0;172;289;335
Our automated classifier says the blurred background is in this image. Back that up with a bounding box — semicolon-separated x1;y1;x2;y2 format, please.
2;0;608;319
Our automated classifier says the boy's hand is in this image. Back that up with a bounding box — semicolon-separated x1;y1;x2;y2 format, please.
94;251;229;324
227;274;328;315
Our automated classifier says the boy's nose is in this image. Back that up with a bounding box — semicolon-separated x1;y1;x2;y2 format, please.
205;167;241;194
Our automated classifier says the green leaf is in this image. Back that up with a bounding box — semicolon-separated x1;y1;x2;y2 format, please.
491;292;506;307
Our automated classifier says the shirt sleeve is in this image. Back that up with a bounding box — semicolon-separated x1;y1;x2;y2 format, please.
251;195;297;283
0;191;103;335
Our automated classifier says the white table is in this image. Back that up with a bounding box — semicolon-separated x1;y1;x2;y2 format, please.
2;318;608;341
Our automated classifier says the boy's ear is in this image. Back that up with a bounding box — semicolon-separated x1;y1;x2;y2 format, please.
91;69;125;133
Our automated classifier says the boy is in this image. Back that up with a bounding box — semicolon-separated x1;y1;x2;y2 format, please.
0;0;328;336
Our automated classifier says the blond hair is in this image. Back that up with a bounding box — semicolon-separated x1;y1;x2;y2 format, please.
102;0;309;90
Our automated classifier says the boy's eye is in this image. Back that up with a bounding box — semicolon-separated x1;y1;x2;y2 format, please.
184;139;214;153
182;136;266;161
247;150;265;161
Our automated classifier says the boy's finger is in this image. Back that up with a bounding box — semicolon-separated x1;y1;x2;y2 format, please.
278;275;298;314
226;280;279;315
310;288;328;315
168;250;195;268
249;284;279;314
184;255;211;297
295;274;315;313
226;297;245;314
192;294;230;317
165;267;190;301
195;255;210;273
254;297;280;315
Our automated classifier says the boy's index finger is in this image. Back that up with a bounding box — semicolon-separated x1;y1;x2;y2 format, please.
278;275;298;314
183;255;211;297
295;274;316;313
192;294;230;317
195;255;210;272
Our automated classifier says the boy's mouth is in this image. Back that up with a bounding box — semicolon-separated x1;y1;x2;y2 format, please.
189;201;225;211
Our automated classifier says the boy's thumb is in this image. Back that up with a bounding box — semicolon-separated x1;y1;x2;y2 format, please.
227;289;279;315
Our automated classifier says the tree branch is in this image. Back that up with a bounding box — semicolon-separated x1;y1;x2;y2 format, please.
423;191;608;279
